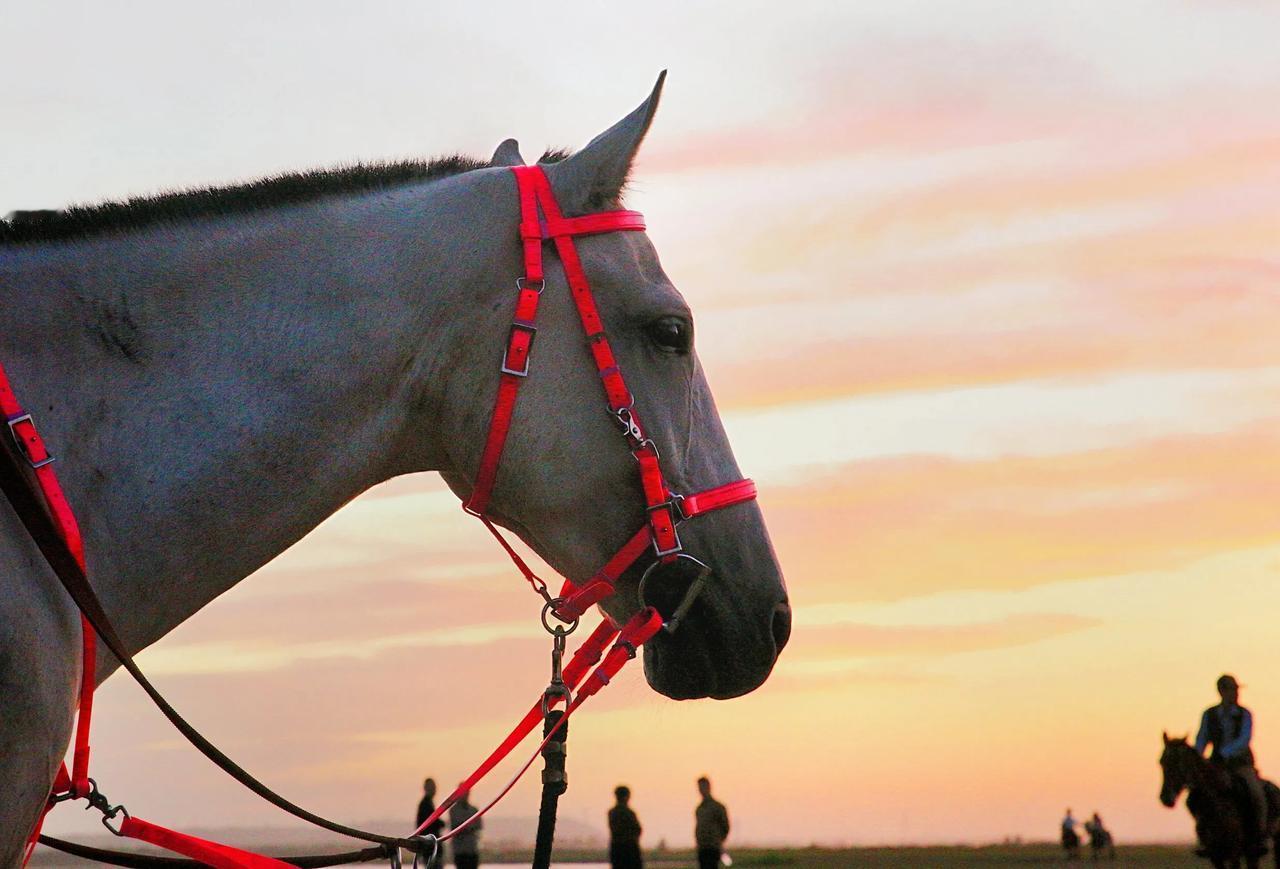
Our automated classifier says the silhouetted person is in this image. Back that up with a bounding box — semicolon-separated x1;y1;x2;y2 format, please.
1060;808;1080;859
1196;673;1268;856
417;777;445;837
608;785;643;869
448;788;482;869
694;776;729;869
1083;812;1114;860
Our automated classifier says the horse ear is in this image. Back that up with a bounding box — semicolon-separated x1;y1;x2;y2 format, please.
541;70;666;214
1163;730;1170;744
490;138;525;167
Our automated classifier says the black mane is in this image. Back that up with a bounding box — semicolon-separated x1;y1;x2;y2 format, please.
1;149;571;246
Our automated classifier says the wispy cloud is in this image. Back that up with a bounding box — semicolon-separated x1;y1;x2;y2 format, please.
767;425;1280;601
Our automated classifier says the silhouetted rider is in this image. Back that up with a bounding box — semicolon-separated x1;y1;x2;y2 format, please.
1196;674;1268;855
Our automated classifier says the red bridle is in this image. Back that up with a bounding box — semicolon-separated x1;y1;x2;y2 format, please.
464;165;758;625
6;163;760;868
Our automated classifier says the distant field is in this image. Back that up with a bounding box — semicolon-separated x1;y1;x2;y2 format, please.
32;842;1208;867
424;844;1206;867
687;845;1205;867
485;844;1208;867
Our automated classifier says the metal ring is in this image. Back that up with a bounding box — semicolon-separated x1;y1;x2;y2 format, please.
541;682;573;718
101;804;130;837
638;554;712;634
540;599;580;637
410;835;439;869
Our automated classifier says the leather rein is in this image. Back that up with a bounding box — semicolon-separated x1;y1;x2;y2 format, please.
3;164;757;868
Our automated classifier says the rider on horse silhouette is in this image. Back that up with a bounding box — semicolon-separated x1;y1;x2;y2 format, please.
1196;674;1268;856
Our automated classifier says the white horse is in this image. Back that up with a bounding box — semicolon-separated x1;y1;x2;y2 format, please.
0;76;791;864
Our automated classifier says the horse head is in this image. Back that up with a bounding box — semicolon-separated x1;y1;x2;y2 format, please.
434;75;791;700
1160;731;1195;807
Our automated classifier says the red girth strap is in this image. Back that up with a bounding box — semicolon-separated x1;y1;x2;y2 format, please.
3;368;294;869
3;363;102;869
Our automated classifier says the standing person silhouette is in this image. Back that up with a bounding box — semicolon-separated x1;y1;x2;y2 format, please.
608;785;643;869
694;776;730;869
416;777;446;837
448;788;483;869
415;777;447;869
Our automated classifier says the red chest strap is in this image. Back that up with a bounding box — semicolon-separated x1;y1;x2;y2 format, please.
1;366;97;804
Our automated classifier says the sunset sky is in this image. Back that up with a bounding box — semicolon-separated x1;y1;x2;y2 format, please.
8;0;1280;850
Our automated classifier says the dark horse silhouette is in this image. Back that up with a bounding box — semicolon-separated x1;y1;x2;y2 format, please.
1160;732;1280;869
1085;815;1115;861
1062;823;1081;859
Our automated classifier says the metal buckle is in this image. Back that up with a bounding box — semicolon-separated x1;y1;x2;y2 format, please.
409;835;440;869
612;406;644;445
541;681;573;718
651;526;682;559
648;493;687;522
82;778;129;836
645;504;686;558
541;599;581;637
630;438;661;462
500;321;537;377
516;277;545;294
6;412;55;469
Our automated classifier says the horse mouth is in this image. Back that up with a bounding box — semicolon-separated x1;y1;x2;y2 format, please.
640;598;791;700
1160;792;1177;808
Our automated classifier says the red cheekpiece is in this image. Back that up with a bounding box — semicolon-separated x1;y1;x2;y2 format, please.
463;165;758;620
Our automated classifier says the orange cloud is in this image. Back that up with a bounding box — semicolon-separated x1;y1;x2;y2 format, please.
793;612;1098;660
765;424;1280;603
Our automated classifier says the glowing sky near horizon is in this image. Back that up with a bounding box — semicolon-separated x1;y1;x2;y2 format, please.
8;0;1280;850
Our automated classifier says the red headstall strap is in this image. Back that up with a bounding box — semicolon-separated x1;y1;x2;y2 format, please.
464;165;758;621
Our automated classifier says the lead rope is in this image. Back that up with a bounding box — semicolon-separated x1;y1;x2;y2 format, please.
532;619;572;869
531;707;567;869
27;605;658;869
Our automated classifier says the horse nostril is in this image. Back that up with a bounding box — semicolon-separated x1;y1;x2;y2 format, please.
771;601;792;653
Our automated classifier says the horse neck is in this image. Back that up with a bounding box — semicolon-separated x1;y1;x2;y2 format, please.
0;175;501;672
1184;747;1231;795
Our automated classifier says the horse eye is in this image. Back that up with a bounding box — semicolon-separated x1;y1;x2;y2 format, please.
645;318;691;354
